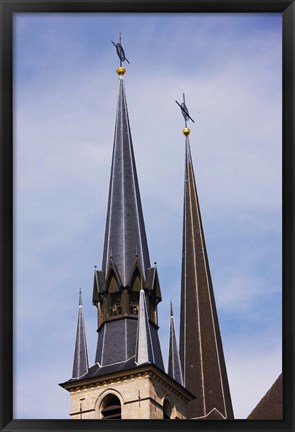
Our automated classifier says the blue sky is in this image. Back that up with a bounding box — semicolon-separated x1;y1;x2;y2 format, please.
14;13;282;419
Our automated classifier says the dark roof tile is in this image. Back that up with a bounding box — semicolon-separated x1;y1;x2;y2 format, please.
247;373;282;420
179;137;234;419
101;79;150;286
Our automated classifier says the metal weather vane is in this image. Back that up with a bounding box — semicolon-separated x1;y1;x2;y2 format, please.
175;93;195;136
111;33;130;67
175;93;195;128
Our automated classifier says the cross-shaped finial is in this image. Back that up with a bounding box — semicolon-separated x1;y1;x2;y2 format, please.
111;33;130;75
175;93;195;135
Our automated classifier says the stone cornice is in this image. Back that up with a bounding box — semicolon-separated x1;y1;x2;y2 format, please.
62;364;195;402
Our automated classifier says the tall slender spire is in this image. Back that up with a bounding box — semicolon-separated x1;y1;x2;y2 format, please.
168;301;183;385
135;290;155;365
72;289;89;379
101;68;150;286
177;95;234;419
91;39;164;374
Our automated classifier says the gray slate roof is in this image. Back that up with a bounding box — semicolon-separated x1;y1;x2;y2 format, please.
72;290;89;379
179;137;234;419
135;290;155;365
168;302;183;385
102;78;150;286
71;312;164;383
89;76;164;378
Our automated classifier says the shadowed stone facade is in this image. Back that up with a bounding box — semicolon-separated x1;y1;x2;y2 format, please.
62;365;193;419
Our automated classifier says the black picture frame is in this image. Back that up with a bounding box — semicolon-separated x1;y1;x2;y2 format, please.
0;1;294;431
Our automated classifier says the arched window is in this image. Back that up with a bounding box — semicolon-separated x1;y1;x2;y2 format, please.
100;394;122;419
149;299;157;323
130;272;141;315
107;275;122;317
163;398;172;419
129;291;139;315
109;292;121;316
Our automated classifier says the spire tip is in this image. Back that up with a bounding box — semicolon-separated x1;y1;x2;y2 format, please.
79;288;82;306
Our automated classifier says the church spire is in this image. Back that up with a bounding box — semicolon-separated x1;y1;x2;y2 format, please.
177;94;234;419
72;289;89;379
168;301;183;385
60;45;198;420
101;39;150;286
91;38;164;373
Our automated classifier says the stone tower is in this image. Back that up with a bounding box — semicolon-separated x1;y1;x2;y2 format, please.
177;94;234;419
59;39;195;419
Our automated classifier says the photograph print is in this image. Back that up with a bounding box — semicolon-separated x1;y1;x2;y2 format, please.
14;12;282;420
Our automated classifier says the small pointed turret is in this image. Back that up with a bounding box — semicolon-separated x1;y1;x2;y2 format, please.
177;95;234;419
135;290;155;365
72;289;89;379
168;301;183;385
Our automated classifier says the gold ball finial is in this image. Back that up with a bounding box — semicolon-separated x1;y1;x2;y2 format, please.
182;127;191;136
116;66;126;76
